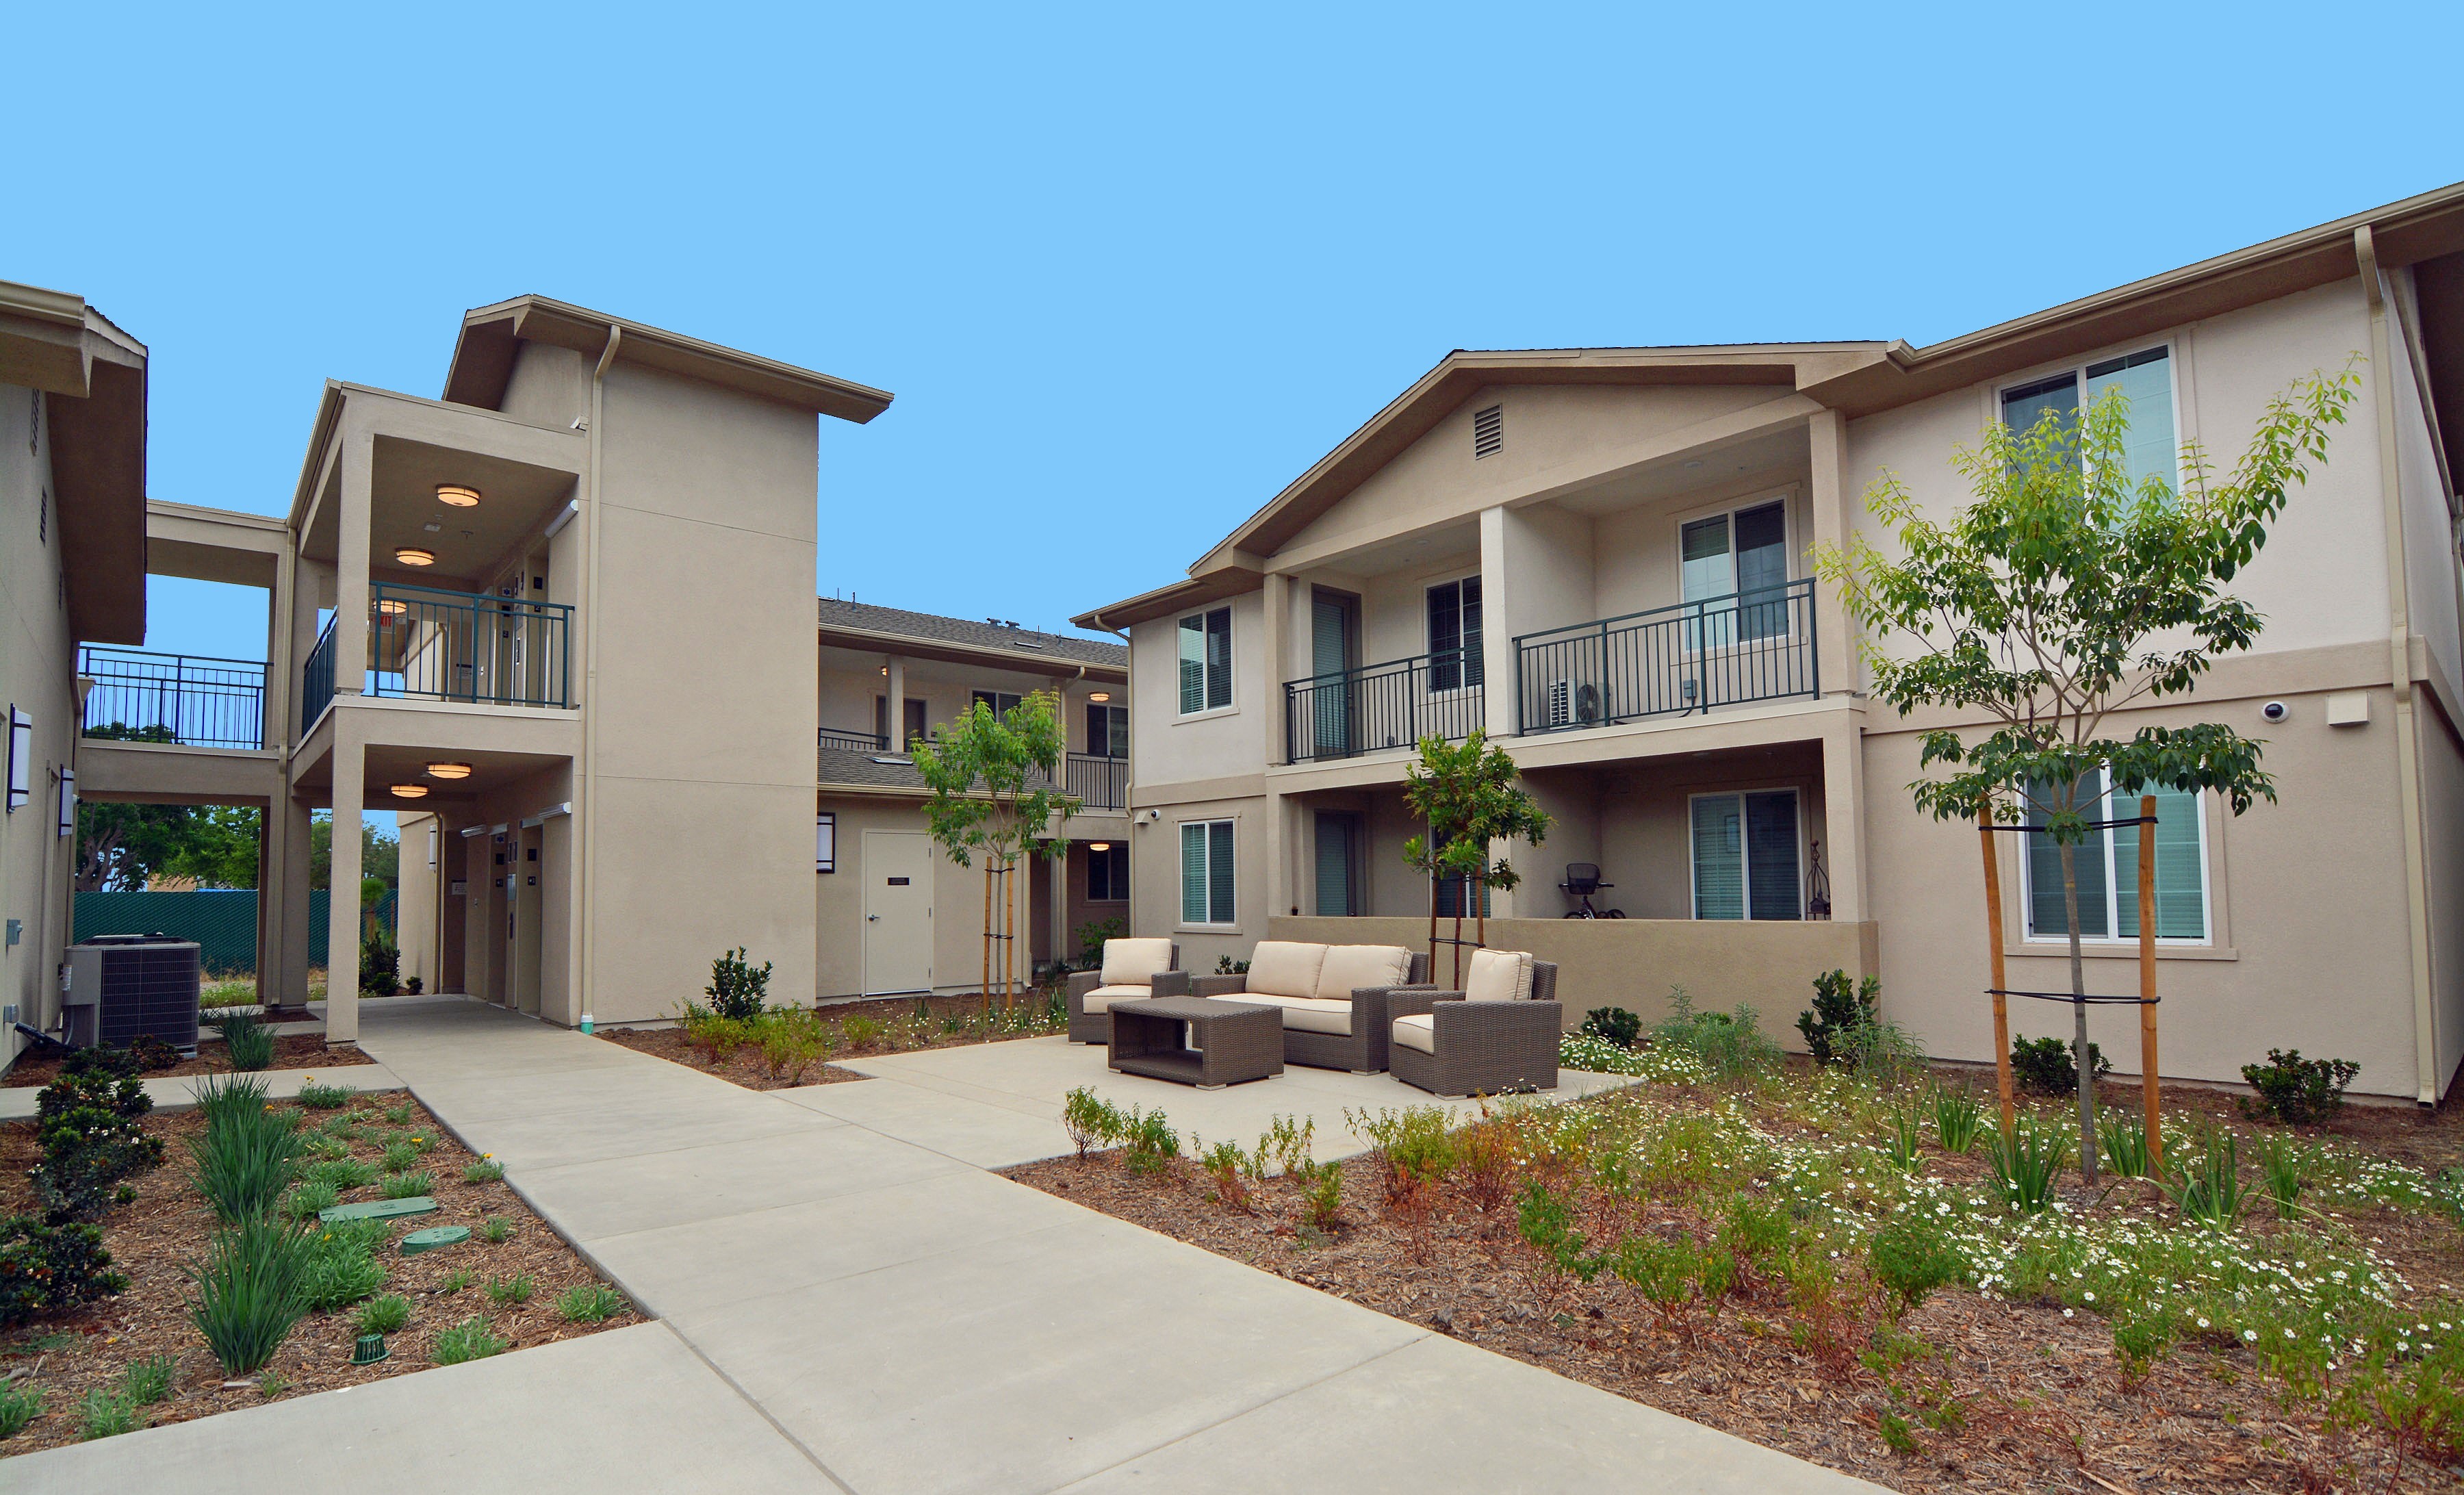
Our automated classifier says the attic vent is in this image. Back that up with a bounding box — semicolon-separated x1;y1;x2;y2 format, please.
1472;404;1504;459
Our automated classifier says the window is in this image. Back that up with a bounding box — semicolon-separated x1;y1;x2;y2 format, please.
2023;774;2207;941
1999;345;2179;496
971;689;1023;718
1086;702;1129;758
1086;841;1129;901
1679;500;1789;646
1177;606;1233;715
816;813;836;873
1690;790;1801;920
1425;576;1484;692
1180;819;1235;925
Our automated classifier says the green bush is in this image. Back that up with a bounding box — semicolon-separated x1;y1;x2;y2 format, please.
757;1008;830;1084
191;1072;272;1130
1297;1162;1342;1234
1609;1231;1701;1312
30;1066;163;1221
479;1216;512;1244
431;1316;508;1364
187;1100;304;1223
1063;1087;1125;1159
1346;1106;1458;1198
1120;1105;1179;1175
1651;988;1780;1079
0;1382;42;1439
838;1014;883;1050
1869;1214;1966;1312
556;1283;627;1322
359;926;401;997
1796;968;1880;1066
212;1012;277;1071
188;1214;308;1372
355;1292;411;1336
486;1274;534;1306
463;1159;505;1184
380;1171;432;1200
1579;1006;1642;1048
62;1045;143;1081
308;1158;378;1192
2239;1049;2361;1125
77;1389;140;1440
2011;1034;2109;1094
1;1214;127;1329
705;947;772;1021
379;1141;419;1173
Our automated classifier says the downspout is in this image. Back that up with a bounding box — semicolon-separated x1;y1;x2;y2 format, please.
2357;227;2441;1106
579;327;619;1026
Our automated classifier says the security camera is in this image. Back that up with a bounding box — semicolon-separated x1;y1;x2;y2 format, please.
1142;808;1162;823
2261;700;2289;723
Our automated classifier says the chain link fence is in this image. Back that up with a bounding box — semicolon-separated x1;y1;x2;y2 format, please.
74;890;399;976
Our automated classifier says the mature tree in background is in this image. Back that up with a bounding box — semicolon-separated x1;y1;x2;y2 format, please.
1401;731;1550;987
914;691;1078;1022
159;807;261;889
1815;365;2357;1184
309;814;399;892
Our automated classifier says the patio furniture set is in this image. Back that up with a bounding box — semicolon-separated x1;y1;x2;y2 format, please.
1066;937;1562;1095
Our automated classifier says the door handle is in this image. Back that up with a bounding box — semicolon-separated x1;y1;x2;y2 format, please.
867;915;880;922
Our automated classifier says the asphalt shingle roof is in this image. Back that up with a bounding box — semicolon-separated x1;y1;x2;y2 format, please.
817;598;1125;668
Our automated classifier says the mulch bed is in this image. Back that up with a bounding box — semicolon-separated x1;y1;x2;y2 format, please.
596;1027;868;1092
2;1035;374;1090
600;991;1062;1092
0;1092;639;1457
1007;1079;2464;1494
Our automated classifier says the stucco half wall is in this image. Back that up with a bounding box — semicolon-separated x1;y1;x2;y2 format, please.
1266;915;1879;1039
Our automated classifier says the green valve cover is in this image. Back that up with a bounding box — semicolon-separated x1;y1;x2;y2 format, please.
319;1197;437;1224
399;1225;470;1255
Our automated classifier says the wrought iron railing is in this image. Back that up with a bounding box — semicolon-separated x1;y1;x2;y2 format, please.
1283;649;1485;763
300;617;337;734
77;648;267;750
819;726;890;754
365;581;572;708
1066;752;1128;810
1514;578;1816;734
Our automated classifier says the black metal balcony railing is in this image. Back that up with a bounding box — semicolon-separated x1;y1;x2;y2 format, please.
78;647;267;750
1514;578;1817;734
1066;752;1128;810
300;619;337;735
1283;649;1485;764
819;726;890;754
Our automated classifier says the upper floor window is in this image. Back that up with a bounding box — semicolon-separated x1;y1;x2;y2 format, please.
1999;345;2179;496
1426;576;1483;692
1178;606;1233;715
2022;773;2208;942
1680;499;1789;646
972;689;1023;718
1086;702;1128;758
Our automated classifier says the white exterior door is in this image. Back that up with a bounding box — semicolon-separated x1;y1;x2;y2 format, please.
862;830;934;995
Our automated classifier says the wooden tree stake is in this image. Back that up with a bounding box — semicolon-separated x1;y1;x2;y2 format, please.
1979;814;2016;1138
2138;793;2162;1171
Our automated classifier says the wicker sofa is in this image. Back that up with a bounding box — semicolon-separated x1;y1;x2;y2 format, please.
1387;950;1561;1097
1064;939;1185;1044
1188;941;1430;1072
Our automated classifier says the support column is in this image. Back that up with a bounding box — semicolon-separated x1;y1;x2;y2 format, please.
325;731;363;1044
333;426;374;699
1261;572;1289;767
260;795;312;1007
264;552;294;750
884;655;906;748
1051;840;1069;964
1478;505;1517;739
1808;409;1857;700
1820;713;1869;925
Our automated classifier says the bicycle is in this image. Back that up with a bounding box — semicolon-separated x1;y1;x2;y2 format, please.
1558;862;1626;919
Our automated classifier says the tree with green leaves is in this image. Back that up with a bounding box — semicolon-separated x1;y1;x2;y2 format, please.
913;689;1080;1023
1401;730;1551;988
1814;364;2357;1184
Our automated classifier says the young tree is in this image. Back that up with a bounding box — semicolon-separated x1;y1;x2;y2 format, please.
1816;366;2357;1184
913;690;1080;1023
1400;730;1551;988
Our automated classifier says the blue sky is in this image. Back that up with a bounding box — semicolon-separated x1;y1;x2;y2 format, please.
18;3;2464;672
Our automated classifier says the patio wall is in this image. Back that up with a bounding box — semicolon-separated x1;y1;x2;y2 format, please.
1266;915;1878;1043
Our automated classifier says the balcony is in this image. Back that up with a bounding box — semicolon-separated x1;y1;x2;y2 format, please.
814;732;1127;811
1283;650;1485;765
300;581;575;734
1514;578;1816;734
79;648;267;750
1065;752;1128;810
818;726;891;754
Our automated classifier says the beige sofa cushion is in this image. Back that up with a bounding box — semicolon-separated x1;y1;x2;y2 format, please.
1391;1012;1437;1054
1241;993;1352;1036
1101;938;1175;987
1463;948;1535;1003
1314;944;1413;1002
1246;942;1329;999
1079;985;1155;1015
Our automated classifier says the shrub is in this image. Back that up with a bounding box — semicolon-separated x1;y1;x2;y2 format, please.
355;1292;412;1336
1120;1106;1179;1175
1063;1088;1124;1160
359;926;401;997
380;1141;419;1173
62;1045;143;1082
1651;988;1780;1079
2011;1034;2109;1095
30;1066;162;1221
187;1101;304;1223
682;1010;754;1062
439;1268;474;1294
1195;1138;1252;1211
295;1080;355;1110
2112;1309;2179;1379
705;947;772;1022
464;1159;505;1184
381;1171;433;1200
1213;956;1250;975
1;1214;127;1329
0;1383;42;1439
1516;1181;1602;1281
121;1353;176;1405
77;1389;140;1440
214;1012;277;1071
1261;1115;1316;1179
128;1035;183;1072
1296;1160;1343;1234
758;1009;830;1084
1985;1119;2068;1214
188;1214;308;1372
2240;1049;2361;1125
1797;969;1880;1066
1869;1213;1966;1313
1580;1006;1641;1048
1931;1086;1984;1154
381;1103;413;1126
431;1316;508;1364
1345;1106;1458;1202
406;976;424;995
556;1283;627;1322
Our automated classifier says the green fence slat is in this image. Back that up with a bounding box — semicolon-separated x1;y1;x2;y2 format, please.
73;889;398;977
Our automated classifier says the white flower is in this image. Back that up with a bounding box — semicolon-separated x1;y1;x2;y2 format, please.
2198;1317;2211;1328
2082;1292;2095;1303
2063;1308;2075;1318
2244;1329;2259;1342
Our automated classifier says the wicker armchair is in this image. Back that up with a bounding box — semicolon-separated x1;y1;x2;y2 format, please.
1065;941;1182;1044
1191;949;1430;1073
1387;958;1561;1097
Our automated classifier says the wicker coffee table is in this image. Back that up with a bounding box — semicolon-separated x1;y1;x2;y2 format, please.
1107;997;1283;1088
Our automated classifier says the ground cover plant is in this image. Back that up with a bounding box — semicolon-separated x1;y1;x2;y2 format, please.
601;988;1068;1091
1011;1057;2464;1492
0;1089;638;1456
1;1037;373;1090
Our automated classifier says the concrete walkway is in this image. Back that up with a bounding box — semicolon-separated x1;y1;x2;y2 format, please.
12;997;1879;1493
0;1060;405;1121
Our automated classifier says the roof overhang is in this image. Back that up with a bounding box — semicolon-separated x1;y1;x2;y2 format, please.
817;617;1127;679
1;280;149;645
1071;559;1265;632
442;296;894;424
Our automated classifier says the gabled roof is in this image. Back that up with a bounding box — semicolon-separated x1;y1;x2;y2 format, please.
444;295;893;423
817;597;1126;673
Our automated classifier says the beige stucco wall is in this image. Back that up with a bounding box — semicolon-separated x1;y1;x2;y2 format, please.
1131;588;1268;788
2415;702;2464;1092
0;382;80;1065
1125;790;1268;974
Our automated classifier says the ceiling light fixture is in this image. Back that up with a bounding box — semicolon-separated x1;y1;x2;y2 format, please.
389;784;430;799
1088;691;1110;702
376;598;409;615
436;483;481;508
394;546;435;566
1088;843;1112;852
425;762;472;780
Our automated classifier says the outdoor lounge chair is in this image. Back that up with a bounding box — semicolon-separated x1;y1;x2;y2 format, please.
1066;939;1184;1043
1188;941;1429;1072
1387;950;1561;1097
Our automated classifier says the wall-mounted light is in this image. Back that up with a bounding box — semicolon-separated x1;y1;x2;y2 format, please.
425;762;472;780
436;483;481;508
1088;842;1112;852
389;784;430;799
394;546;435;567
1088;691;1110;703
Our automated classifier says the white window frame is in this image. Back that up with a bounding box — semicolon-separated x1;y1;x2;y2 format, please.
1994;341;2184;491
1672;490;1799;653
1422;572;1484;696
1175;607;1235;719
1179;818;1237;928
1685;787;1803;921
816;813;837;874
2018;771;2212;946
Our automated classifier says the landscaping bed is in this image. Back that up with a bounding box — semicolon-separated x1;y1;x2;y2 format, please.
602;990;1067;1092
1009;1064;2464;1493
598;1027;869;1091
3;1035;373;1090
0;1083;637;1456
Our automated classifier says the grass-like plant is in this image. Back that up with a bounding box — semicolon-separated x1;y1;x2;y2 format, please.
479;1216;511;1244
308;1158;378;1192
556;1284;626;1322
380;1171;433;1201
355;1292;411;1336
283;1181;341;1221
2259;1133;2313;1220
381;1104;413;1126
120;1354;176;1405
485;1274;534;1307
190;1071;272;1132
1985;1118;2069;1216
439;1268;474;1294
294;1080;355;1110
378;1141;419;1173
2099;1114;2152;1179
76;1389;140;1440
213;1012;277;1072
1931;1086;1984;1154
0;1383;42;1439
2159;1131;2249;1229
463;1158;504;1184
188;1214;309;1373
1880;1108;1924;1175
187;1099;304;1223
430;1316;508;1365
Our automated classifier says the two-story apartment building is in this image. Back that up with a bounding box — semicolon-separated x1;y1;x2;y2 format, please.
1078;181;2464;1103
